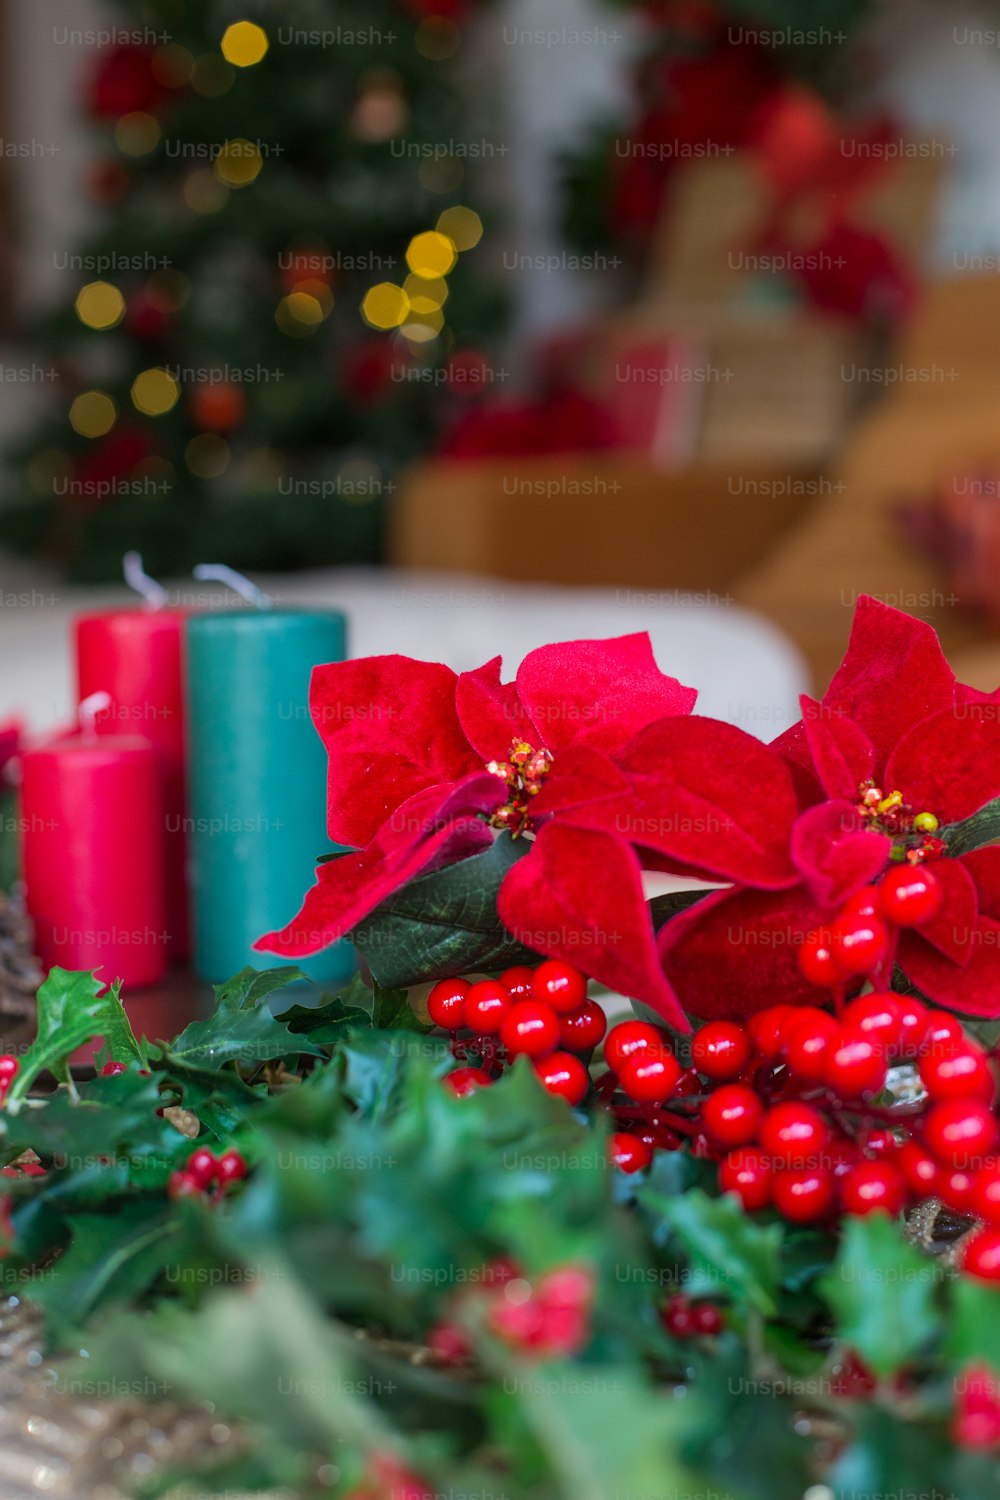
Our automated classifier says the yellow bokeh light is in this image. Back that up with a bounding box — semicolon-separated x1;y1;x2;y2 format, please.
70;391;116;438
406;231;457;279
75;281;126;331
436;205;483;252
403;274;448;314
186;433;231;477
221;21;269;67
292;278;334;316
402;308;445;343
275;293;325;337
131;368;180;417
115;112;161;156
361;283;410;330
183;168;229;214
214;139;263;187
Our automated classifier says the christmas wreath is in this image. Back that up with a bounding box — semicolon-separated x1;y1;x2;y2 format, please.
7;597;1000;1496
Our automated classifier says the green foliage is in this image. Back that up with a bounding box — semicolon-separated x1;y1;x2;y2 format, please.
1;963;998;1497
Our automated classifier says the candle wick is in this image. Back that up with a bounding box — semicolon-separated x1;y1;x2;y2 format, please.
123;551;169;610
79;692;112;739
193;564;273;610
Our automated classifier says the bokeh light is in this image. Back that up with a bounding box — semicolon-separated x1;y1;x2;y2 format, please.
221;21;269;67
115;112;161;156
186;434;231;477
406;231;457;279
70;391;116;438
436;205;483;251
214;139;263;187
131;368;180;416
75;281;126;331
362;283;410;330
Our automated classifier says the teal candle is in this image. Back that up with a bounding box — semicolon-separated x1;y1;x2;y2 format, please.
185;609;355;985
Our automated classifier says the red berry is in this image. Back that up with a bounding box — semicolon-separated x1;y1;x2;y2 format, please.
662;1294;696;1338
842;992;903;1053
533;959;587;1014
898;1139;940;1196
558;999;607;1052
427;977;470;1031
961;1227;1000;1281
941;1167;979;1215
799;930;846;988
618;1046;683;1105
718;1147;772;1210
972;1162;1000;1223
100;1060;127;1076
772;1165;835;1223
215;1149;247;1185
701;1084;763;1149
691;1302;724;1336
167;1170;200;1200
185;1147;218;1190
604;1020;663;1072
896;996;930;1057
428;1321;471;1364
841;885;880;920
922;1011;964;1052
537;1265;593;1312
759;1102;830;1169
500;999;560;1058
925;1099;999;1168
0;1057;18;1081
464;979;512;1036
861;1128;898;1157
498;965;535;998
919;1042;995;1105
609;1132;653;1174
879;864;942;927
782;1009;840;1082
690;1021;751;1081
444;1066;493;1097
533;1051;589;1105
829;911;891;978
747;1005;795;1059
827;1134;860;1180
824;1031;887;1099
840;1160;906;1217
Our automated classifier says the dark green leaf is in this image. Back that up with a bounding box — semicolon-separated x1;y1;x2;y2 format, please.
821;1213;942;1378
645;1188;782;1314
7;969;141;1106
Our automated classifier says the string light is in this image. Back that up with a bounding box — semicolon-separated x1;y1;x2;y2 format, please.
406;231;457;278
75;281;125;331
214;139;263;187
361;283;410;330
70;391;116;438
131;368;180;417
220;21;269;67
436;205;483;251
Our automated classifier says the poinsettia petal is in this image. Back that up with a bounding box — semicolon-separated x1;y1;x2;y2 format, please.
604;717;799;889
515;633;697;755
905;857;979;965
898;921;1000;1018
529;744;630;818
790;800;890;909
961;847;1000;916
799;695;876;800
822;596;956;776
311;656;480;848
496;822;690;1029
378;773;504;851
885;707;1000;825
658;884;821;1019
256;812;491;958
455;656;535;761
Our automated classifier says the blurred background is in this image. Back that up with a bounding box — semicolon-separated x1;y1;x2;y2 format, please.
4;0;1000;735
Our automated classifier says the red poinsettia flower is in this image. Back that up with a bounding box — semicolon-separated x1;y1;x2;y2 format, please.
641;598;1000;1018
502;597;1000;1023
256;635;696;1022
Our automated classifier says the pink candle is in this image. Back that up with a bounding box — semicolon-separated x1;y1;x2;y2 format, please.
21;719;169;988
75;606;188;957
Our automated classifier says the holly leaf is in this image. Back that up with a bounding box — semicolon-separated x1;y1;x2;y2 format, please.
943;1275;1000;1377
350;833;539;988
27;1199;180;1333
161;967;325;1074
278;994;370;1043
6;968;142;1109
646;1188;782;1315
821;1213;942;1378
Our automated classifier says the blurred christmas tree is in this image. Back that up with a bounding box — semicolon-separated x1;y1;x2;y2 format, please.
0;0;505;581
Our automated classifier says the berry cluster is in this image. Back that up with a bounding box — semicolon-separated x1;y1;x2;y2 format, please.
433;960;605;1106
798;868;941;994
0;1055;19;1106
428;1258;594;1363
660;1292;724;1339
167;1145;247;1203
